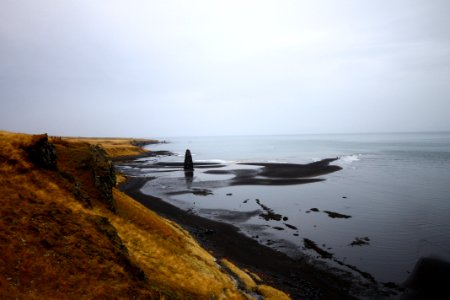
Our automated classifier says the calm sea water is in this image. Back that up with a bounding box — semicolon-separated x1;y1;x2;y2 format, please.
128;132;450;285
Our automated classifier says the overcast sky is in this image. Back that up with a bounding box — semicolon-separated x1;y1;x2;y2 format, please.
1;0;449;137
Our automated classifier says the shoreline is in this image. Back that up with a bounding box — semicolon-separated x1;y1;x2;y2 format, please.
119;176;356;299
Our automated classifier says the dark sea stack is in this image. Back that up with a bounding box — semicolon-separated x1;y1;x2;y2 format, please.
184;149;194;171
184;169;193;188
26;134;57;170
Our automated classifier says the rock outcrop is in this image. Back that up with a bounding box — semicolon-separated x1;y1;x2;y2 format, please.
130;140;156;147
184;149;194;171
90;145;117;212
26;134;57;170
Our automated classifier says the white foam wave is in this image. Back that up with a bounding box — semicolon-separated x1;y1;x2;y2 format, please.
338;154;361;163
195;159;227;164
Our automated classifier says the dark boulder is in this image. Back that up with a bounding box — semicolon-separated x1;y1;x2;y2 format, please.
26;134;57;170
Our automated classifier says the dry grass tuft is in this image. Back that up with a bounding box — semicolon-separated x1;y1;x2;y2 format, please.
221;259;258;291
220;259;292;299
257;285;291;300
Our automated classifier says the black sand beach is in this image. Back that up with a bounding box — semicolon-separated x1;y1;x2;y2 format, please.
116;153;399;299
120;176;356;299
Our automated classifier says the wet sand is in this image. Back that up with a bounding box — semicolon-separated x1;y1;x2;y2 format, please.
143;158;343;186
115;153;398;298
239;158;343;178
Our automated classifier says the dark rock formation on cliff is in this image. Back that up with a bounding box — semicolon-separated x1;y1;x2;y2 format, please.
130;140;157;147
26;134;57;170
90;145;117;212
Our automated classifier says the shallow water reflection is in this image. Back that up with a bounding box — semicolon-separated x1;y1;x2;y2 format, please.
117;134;450;286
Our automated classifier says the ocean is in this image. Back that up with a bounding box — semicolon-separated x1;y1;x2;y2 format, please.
121;132;450;285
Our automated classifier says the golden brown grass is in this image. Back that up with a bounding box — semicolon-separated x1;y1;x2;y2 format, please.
0;131;290;299
60;137;156;158
221;259;258;291
110;190;247;299
0;132;159;299
257;285;291;300
219;259;290;300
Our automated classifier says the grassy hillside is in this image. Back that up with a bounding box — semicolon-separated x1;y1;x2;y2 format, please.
0;131;290;299
61;137;156;158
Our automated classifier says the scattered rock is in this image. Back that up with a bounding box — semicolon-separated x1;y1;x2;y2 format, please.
255;199;283;221
243;199;249;203
273;226;285;231
284;223;298;230
349;237;370;246
324;211;351;219
260;212;282;221
226;193;233;196
282;216;288;221
333;259;376;283
303;238;333;259
192;189;213;196
310;208;320;212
